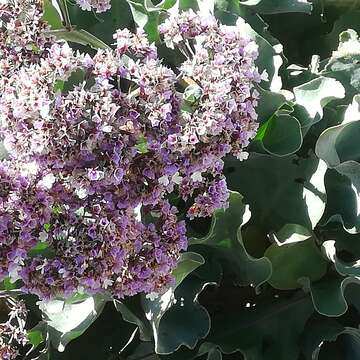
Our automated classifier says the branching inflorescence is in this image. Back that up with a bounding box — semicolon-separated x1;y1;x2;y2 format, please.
0;1;261;299
0;297;28;360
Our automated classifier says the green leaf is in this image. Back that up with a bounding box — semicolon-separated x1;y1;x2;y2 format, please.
27;329;45;348
42;0;63;30
271;223;313;245
322;29;360;100
207;349;222;360
255;114;302;156
322;169;360;234
190;192;272;288
265;238;328;290
208;291;314;359
114;296;152;341
39;294;107;351
142;250;221;355
294;76;345;126
143;275;212;355
302;276;360;317
172;252;205;288
28;242;56;258
255;85;287;124
238;0;312;14
68;0;134;45
225;153;327;233
47;29;110;49
301;317;360;360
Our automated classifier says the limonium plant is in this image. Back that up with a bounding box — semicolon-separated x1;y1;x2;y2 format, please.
0;0;260;303
2;0;360;359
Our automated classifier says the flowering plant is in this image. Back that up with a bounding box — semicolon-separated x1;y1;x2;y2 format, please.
1;0;360;359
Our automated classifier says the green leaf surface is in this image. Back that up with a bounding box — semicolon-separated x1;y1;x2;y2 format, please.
225;153;327;233
294;76;345;126
190;192;272;288
322;29;360;102
302;276;360;317
265;238;328;290
42;0;63;30
301;317;360;360
47;29;110;49
256;114;303;156
238;0;312;14
39;294;107;351
172;252;205;288
208;291;314;359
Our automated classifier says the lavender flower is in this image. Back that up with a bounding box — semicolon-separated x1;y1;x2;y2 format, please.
0;6;261;300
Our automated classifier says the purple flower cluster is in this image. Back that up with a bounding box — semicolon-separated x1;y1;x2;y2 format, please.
75;0;111;13
0;297;28;360
0;4;260;300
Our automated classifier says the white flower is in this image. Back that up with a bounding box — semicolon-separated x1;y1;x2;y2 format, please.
191;171;203;182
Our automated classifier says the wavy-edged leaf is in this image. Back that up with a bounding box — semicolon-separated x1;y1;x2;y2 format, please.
302;276;360;317
208;291;314;359
39;294;107;351
238;0;312;14
294;77;345;126
190;191;272;288
302;316;360;360
265;238;328;290
172;252;205;288
255;114;302;156
47;29;110;49
322;29;360;102
42;0;63;30
225;153;327;233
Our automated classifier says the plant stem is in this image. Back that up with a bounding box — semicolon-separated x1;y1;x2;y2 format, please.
58;0;72;30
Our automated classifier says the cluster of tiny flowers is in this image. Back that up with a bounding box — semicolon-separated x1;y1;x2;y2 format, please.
0;4;260;300
0;0;53;90
76;0;111;13
0;297;28;360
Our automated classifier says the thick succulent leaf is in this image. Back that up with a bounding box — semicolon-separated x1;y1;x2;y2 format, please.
172;252;205;288
208;291;314;359
190;192;272;288
302;277;360;317
42;0;63;30
301;316;360;360
322;240;360;278
255;113;303;156
68;0;134;45
270;223;313;245
293;77;345;126
114;296;153;341
255;86;287;124
143;275;213;355
238;0;312;14
47;29;110;49
38;294;107;351
207;349;222;360
316;96;360;168
265;238;328;290
322;169;360;234
225;153;327;233
322;29;360;102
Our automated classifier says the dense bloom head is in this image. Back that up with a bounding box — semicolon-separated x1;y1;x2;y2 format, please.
0;7;260;299
75;0;111;13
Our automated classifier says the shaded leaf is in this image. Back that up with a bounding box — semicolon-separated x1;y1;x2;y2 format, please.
265;238;328;290
255;113;302;156
190;192;272;288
